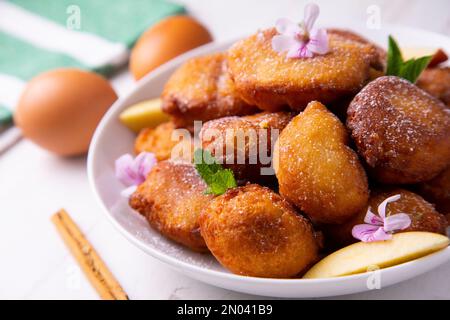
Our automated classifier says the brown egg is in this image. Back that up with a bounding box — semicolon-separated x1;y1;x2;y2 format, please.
130;15;213;80
15;68;117;156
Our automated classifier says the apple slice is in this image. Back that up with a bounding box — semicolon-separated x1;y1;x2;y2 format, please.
401;47;448;68
119;98;170;133
303;232;449;279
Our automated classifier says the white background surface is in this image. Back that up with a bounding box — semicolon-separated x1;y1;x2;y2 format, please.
1;0;449;300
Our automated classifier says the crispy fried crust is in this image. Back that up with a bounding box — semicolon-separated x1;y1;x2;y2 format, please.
200;111;293;182
327;28;386;71
324;188;448;248
227;28;381;112
129;161;213;252
134;122;177;160
199;184;319;278
415;166;450;215
161;53;258;129
417;67;450;107
134;121;194;162
347;76;450;184
275;101;369;224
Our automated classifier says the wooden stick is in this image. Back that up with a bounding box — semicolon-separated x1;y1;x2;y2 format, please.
51;209;129;300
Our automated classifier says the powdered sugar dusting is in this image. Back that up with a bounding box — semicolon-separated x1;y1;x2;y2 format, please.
227;28;380;110
347;76;450;183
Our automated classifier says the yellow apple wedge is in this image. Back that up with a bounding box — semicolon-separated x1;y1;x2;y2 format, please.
303;232;449;279
401;47;438;61
401;47;448;67
119;98;170;132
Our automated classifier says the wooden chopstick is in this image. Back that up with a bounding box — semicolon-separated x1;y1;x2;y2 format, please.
51;209;129;300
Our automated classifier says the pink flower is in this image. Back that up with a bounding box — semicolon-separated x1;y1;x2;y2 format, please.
115;152;156;197
271;3;329;58
352;194;412;242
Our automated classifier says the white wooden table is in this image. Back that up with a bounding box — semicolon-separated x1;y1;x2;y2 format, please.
1;0;449;299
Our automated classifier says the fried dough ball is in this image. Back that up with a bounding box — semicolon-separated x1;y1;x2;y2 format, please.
227;28;381;112
347;76;450;184
327;28;386;71
199;184;319;278
200;111;293;182
415;166;450;215
324;188;448;248
274;101;369;224
161;53;258;129
417;67;450;107
135;122;194;161
129;161;213;252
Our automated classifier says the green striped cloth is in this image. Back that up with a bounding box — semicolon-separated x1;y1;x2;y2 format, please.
0;0;185;124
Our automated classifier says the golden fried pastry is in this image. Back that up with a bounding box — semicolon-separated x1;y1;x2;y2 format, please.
327;28;386;71
135;121;194;161
200;111;293;182
161;53;258;129
347;76;450;184
324;189;448;248
129;161;213;252
199;184;319;278
227;28;381;112
415;166;450;215
417;67;450;107
275;101;369;224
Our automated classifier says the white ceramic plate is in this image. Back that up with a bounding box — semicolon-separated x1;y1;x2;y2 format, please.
88;25;450;298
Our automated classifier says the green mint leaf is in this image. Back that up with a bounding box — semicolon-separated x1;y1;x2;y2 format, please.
399;55;433;83
386;35;432;83
386;35;403;76
205;169;237;195
194;148;221;184
194;149;237;195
